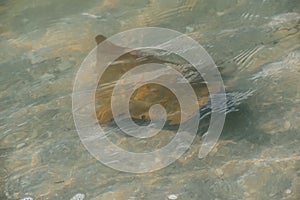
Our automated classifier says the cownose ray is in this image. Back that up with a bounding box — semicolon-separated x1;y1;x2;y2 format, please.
94;34;214;125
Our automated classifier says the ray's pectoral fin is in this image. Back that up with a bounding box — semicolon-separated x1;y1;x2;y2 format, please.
95;34;147;59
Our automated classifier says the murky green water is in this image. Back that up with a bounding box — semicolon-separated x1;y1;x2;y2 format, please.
1;0;299;199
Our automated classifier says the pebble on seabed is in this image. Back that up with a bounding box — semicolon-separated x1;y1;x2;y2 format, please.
20;197;34;200
168;194;178;200
70;193;85;200
285;189;292;194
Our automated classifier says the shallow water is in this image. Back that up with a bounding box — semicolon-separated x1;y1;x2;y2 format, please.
1;0;300;199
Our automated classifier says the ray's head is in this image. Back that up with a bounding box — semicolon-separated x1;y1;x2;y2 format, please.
95;34;107;45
